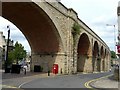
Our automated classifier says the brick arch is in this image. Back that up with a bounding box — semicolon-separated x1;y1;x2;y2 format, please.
104;49;107;57
2;2;64;53
2;2;65;72
77;33;90;72
101;46;104;59
1;1;111;74
100;46;105;71
92;41;99;72
103;49;107;71
105;50;110;71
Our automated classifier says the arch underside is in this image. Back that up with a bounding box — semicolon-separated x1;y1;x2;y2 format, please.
2;2;63;54
77;33;90;72
2;2;64;73
93;41;99;72
101;46;105;71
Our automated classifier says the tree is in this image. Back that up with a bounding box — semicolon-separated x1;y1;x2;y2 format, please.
72;22;81;46
110;51;117;65
8;41;27;64
72;23;81;38
8;51;15;65
111;51;117;58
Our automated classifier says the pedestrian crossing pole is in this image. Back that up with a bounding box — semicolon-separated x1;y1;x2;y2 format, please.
5;26;10;73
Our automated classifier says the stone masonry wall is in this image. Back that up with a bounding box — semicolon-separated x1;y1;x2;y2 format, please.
32;1;111;74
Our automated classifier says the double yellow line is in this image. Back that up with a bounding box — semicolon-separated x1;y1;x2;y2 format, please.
1;84;17;88
0;84;24;90
1;74;113;89
84;74;113;89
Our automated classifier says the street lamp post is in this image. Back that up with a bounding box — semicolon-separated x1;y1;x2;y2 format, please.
106;24;116;56
5;25;10;73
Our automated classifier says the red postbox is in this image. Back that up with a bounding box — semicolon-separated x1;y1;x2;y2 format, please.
52;64;58;74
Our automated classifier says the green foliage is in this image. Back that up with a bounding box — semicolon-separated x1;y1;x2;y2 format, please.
8;51;15;65
111;51;117;58
110;51;117;65
72;22;81;46
72;23;81;36
8;41;27;64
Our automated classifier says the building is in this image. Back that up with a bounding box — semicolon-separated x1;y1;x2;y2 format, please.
0;31;14;69
117;2;120;58
0;47;2;69
0;32;6;69
0;32;6;48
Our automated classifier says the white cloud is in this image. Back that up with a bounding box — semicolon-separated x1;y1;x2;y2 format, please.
17;40;31;52
0;16;31;52
64;0;118;51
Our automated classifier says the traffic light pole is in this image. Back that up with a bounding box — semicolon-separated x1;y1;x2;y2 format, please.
5;26;10;73
106;24;116;57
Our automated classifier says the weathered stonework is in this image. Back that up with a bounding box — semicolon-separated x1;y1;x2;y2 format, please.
2;1;111;75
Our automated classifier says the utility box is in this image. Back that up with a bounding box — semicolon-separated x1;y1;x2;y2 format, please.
52;64;58;74
11;64;21;74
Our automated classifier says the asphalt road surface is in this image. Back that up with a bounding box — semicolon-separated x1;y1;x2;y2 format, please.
2;68;114;90
20;71;112;88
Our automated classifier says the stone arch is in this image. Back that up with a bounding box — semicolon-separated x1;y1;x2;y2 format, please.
2;2;64;72
103;49;107;71
93;41;99;72
105;50;109;71
102;49;106;71
2;2;64;53
101;46;104;71
106;50;111;70
77;33;90;72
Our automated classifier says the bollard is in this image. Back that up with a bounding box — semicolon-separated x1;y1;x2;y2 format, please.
61;68;62;74
48;70;50;76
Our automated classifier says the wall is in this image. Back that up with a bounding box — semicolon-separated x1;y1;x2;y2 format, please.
31;53;66;74
2;1;111;74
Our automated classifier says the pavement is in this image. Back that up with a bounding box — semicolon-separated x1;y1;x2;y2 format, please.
2;70;55;79
1;70;58;83
1;69;119;89
1;69;57;89
89;74;119;89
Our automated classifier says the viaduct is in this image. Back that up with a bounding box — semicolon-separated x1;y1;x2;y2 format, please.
1;1;111;74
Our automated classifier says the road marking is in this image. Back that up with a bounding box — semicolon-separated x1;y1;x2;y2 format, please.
18;74;53;88
84;74;113;89
0;84;25;90
0;84;17;88
18;81;30;88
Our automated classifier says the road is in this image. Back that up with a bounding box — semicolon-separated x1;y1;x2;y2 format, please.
2;70;113;89
20;72;112;88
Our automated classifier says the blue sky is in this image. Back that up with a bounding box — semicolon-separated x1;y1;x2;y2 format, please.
0;0;119;52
